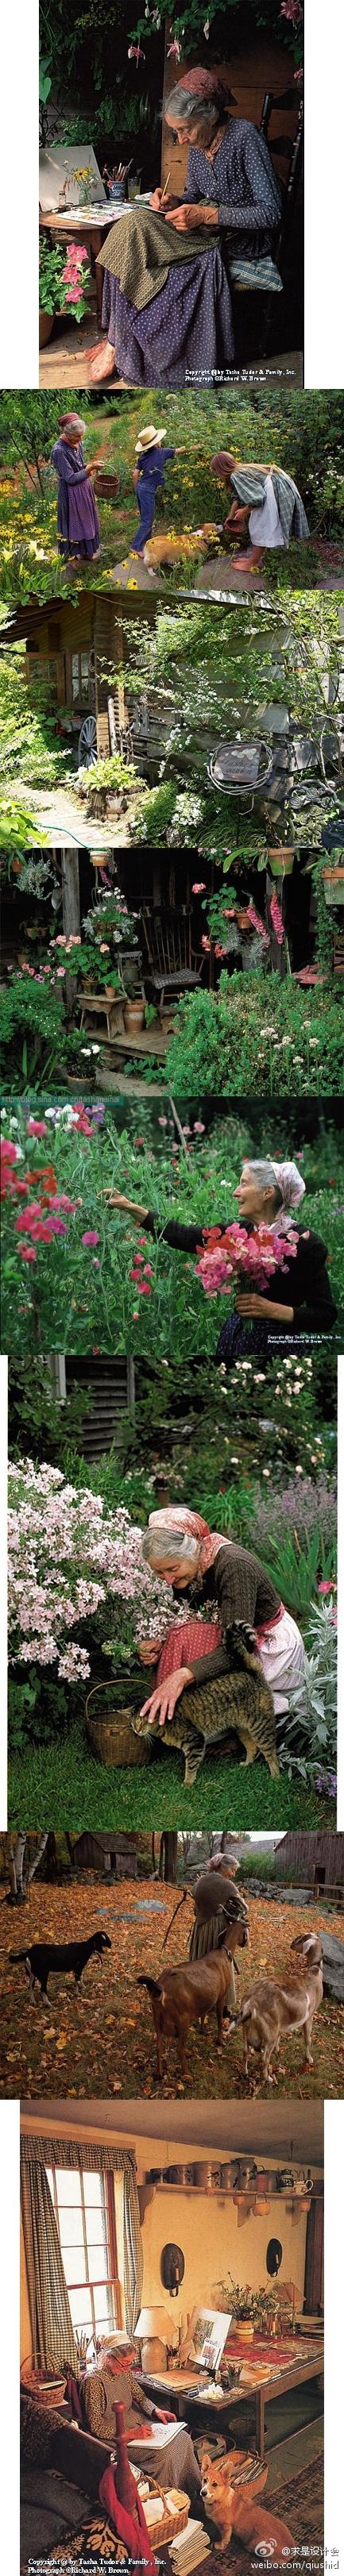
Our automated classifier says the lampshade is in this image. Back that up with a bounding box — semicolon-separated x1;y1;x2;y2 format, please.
135;2307;169;2339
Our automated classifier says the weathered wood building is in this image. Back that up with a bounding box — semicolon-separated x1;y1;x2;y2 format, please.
275;1834;344;1892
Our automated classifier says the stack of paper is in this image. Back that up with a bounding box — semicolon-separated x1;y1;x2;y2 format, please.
169;2520;211;2574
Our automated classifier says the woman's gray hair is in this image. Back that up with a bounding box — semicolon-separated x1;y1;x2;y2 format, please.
165;84;218;128
246;1159;284;1211
142;1522;200;1569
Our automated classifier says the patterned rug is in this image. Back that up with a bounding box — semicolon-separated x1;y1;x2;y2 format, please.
40;2449;323;2573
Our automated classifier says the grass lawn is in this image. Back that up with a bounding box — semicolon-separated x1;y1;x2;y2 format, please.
9;1715;334;1835
1;1876;342;2100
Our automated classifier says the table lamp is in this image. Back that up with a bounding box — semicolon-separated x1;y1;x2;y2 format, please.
135;2306;172;2371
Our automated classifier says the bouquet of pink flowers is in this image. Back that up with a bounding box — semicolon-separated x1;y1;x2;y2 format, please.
195;1220;298;1300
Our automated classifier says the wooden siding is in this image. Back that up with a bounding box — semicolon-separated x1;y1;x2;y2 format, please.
275;1833;344;1886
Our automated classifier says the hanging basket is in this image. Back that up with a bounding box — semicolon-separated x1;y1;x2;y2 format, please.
86;1677;149;1768
21;2352;66;2408
268;850;294;876
235;907;253;931
322;868;344;905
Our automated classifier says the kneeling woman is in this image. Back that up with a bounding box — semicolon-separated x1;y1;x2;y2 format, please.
107;1156;337;1366
91;67;280;389
210;449;310;572
133;1507;308;1785
51;414;102;562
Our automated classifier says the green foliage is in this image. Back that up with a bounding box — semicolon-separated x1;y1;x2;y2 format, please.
0;977;84;1088
8;1357;91;1465
165;975;344;1096
8;1672;72;1751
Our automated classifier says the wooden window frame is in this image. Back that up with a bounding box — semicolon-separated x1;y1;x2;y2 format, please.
47;2163;121;2341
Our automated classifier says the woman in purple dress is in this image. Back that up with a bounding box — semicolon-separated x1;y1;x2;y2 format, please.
90;66;281;390
51;413;102;561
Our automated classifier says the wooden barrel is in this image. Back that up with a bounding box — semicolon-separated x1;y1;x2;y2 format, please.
86;1680;149;1769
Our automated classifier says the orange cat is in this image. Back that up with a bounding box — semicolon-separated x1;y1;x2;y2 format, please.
200;2447;294;2555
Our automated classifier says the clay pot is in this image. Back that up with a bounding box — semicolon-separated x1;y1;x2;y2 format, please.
236;907;253;930
39;310;55;347
123;999;145;1034
322;868;344;904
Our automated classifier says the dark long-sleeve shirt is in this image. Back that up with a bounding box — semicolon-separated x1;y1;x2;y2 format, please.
184;1543;281;1688
137;443;175;487
145;1215;337;1340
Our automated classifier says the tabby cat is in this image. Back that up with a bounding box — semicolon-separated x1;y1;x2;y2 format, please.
131;1623;279;1786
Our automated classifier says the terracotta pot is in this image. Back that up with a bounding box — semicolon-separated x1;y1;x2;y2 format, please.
236;907;252;930
268;849;294;875
39;310;55;347
322;868;344;904
124;999;145;1034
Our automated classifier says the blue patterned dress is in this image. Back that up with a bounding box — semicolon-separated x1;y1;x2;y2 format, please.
101;120;281;388
52;440;100;560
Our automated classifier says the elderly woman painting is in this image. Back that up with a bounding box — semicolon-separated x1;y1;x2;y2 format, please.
133;1507;308;1785
107;1157;337;1367
51;414;102;562
210;449;310;572
91;67;281;389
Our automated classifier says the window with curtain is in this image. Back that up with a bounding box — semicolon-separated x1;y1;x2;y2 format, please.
45;2163;122;2344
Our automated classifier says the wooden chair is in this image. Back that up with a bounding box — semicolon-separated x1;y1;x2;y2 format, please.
141;906;205;1018
230;90;303;363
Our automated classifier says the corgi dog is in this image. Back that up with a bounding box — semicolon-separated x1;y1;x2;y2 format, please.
200;2448;294;2555
142;525;221;572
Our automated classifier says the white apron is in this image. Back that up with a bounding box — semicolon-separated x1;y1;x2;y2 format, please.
257;1605;307;1714
249;472;284;549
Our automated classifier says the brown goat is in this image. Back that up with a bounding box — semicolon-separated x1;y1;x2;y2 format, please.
137;1918;249;2079
227;1933;323;2085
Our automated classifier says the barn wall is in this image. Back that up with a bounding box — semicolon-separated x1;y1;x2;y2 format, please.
161;32;299;197
275;1835;344;1887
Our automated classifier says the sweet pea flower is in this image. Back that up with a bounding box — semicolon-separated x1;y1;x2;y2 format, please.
81;1230;99;1247
27;1119;47;1136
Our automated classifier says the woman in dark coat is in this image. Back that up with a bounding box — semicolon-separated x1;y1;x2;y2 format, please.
136;1507;308;1781
90;67;280;389
51;413;102;561
107;1155;337;1365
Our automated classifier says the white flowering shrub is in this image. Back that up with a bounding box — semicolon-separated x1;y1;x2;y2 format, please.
8;1461;187;1686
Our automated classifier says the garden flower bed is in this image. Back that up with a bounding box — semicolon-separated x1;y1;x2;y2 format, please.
2;1100;343;1357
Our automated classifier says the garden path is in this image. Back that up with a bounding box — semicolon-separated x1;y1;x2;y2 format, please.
1;1877;342;2100
9;784;131;845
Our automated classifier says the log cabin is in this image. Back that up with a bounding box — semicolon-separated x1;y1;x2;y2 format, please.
20;2098;323;2574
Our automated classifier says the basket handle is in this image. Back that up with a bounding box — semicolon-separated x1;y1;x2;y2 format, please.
86;1683;113;1720
21;2348;65;2378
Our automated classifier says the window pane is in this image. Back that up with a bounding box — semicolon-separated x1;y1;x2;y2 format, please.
63;2249;87;2288
86;2208;108;2250
69;2289;93;2330
81;653;90;702
56;2170;82;2206
45;2168;54;2201
94;2285;114;2324
59;2211;84;2249
72;655;80;703
83;2174;103;2207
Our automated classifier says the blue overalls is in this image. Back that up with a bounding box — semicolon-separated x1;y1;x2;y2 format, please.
130;443;175;553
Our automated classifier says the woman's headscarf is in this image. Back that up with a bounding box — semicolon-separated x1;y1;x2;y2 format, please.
146;1505;224;1571
59;412;86;437
269;1160;306;1232
165;68;234;123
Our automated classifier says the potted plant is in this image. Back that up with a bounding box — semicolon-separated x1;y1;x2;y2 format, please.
322;860;344;904
39;233;91;344
123;995;145;1035
268;849;295;876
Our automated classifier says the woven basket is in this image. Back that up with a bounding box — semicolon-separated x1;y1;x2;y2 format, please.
86;1680;149;1768
143;2483;189;2546
21;2352;66;2408
94;469;119;499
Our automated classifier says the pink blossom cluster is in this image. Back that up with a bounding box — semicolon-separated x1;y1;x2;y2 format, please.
195;1221;298;1300
61;244;89;306
8;1467;189;1685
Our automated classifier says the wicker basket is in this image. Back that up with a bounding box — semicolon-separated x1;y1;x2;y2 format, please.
94;469;119;499
143;2483;190;2546
86;1680;149;1769
21;2352;66;2408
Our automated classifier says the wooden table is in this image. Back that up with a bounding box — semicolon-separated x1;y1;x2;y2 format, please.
143;2343;324;2462
39;210;114;327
